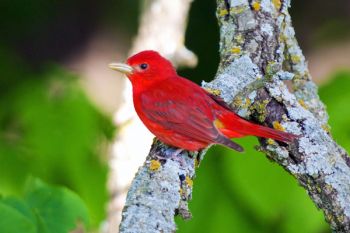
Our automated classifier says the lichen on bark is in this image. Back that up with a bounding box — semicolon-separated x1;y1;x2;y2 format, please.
119;141;199;233
211;0;350;232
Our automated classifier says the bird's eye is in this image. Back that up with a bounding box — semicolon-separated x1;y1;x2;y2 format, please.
140;63;148;70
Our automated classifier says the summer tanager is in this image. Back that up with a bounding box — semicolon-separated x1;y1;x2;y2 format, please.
109;50;297;152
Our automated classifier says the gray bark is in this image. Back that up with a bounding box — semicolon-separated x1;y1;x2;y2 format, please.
119;0;350;232
119;141;201;233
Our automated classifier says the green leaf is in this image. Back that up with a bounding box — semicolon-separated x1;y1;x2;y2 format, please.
24;179;89;233
0;199;36;233
0;61;113;226
1;197;37;224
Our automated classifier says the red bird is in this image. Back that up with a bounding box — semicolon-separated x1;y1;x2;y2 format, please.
109;50;297;152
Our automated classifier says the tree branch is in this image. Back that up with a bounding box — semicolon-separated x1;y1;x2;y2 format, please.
118;0;350;232
203;0;350;231
281;8;328;125
119;140;201;233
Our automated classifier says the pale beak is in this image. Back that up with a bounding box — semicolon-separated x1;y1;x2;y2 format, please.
108;63;133;75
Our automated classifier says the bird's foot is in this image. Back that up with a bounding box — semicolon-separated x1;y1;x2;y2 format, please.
156;148;186;166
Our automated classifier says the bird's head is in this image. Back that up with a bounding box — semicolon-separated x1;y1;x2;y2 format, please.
109;50;177;88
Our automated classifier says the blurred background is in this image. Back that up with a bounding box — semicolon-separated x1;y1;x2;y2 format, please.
1;0;350;232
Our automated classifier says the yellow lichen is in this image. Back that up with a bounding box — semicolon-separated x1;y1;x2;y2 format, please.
272;0;281;10
204;87;221;96
250;100;269;122
233;97;243;107
244;98;252;108
219;9;229;16
265;61;277;77
235;34;244;44
291;55;301;63
316;186;322;193
273;121;285;131
282;114;288;121
231;46;241;54
263;99;269;105
322;124;331;133
293;74;301;81
337;214;345;224
252;2;261;11
267;138;275;145
279;33;288;42
195;158;200;168
179;188;183;195
231;6;245;14
298;99;307;109
149;160;161;171
324;184;333;193
185;176;193;187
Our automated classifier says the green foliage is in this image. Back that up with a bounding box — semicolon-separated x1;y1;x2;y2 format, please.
0;200;36;233
0;49;115;229
0;179;88;233
177;72;350;233
177;139;328;233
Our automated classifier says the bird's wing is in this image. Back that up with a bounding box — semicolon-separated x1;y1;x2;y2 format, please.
140;81;219;143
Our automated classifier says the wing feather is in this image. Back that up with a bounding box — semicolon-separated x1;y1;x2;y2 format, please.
140;82;219;144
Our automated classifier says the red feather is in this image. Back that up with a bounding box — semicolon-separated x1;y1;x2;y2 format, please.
121;50;298;152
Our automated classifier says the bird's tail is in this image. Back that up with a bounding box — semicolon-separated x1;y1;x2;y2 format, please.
245;123;298;143
216;135;244;152
219;114;299;143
